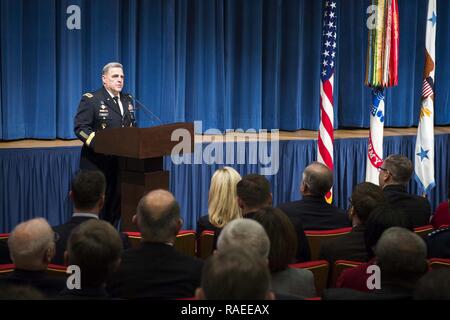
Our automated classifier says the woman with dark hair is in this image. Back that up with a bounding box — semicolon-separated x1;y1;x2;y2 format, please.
430;185;450;229
253;207;316;298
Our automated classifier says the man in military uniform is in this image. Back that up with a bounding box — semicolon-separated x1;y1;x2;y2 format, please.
426;226;450;259
74;62;137;226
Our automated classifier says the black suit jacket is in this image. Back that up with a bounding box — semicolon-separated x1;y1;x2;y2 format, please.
0;269;66;298
278;196;350;230
426;226;450;259
245;211;311;262
383;185;431;228
197;215;222;236
52;215;130;265
319;225;369;265
107;242;203;299
52;216;96;265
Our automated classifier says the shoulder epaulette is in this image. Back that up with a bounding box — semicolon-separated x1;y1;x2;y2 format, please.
83;93;94;98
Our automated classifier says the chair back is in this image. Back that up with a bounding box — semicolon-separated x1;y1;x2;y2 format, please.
123;231;141;249
123;230;197;257
414;225;434;238
330;260;364;288
304;227;352;260
0;263;15;275
197;230;215;259
289;260;329;297
175;230;197;257
46;264;67;278
0;233;12;264
429;258;450;270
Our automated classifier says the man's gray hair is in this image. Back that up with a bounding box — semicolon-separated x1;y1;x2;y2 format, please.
8;218;54;268
217;218;270;258
102;62;123;75
375;227;428;282
302;162;333;197
383;154;413;185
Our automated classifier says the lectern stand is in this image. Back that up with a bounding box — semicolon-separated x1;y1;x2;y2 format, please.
94;122;194;231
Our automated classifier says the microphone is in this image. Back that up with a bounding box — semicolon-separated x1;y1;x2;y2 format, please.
125;94;163;126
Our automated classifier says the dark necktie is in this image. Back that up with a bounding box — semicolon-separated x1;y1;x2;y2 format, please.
113;96;124;116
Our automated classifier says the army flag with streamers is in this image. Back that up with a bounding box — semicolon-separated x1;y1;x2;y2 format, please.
365;0;399;185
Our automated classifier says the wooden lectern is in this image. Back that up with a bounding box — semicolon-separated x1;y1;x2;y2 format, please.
94;122;194;231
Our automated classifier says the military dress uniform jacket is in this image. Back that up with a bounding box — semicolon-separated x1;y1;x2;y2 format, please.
74;87;137;169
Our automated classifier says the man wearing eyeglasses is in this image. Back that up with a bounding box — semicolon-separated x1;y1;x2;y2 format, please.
378;154;431;227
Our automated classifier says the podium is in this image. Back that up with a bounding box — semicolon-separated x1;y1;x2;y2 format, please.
94;122;194;231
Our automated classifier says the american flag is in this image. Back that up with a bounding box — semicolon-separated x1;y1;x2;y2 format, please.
318;0;337;203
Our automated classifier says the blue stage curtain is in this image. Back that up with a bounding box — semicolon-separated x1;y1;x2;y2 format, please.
1;0;450;139
0;147;80;232
2;134;448;233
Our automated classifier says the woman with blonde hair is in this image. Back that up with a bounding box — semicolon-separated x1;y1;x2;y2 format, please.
197;167;242;234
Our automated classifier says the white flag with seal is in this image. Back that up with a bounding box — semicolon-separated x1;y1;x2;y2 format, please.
415;0;436;195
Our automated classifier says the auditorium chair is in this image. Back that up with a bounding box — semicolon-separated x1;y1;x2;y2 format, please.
289;260;329;297
329;260;364;288
0;233;12;264
414;225;434;238
0;263;15;275
46;264;67;278
197;230;215;259
0;264;67;278
429;258;450;270
123;230;197;257
174;230;196;257
304;227;352;260
122;231;141;249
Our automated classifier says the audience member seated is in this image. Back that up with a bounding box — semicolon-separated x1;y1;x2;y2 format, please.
53;170;107;265
278;162;350;230
378;154;431;228
237;174;310;262
324;227;428;300
197;166;242;236
107;190;203;299
414;269;450;300
1;218;65;297
430;184;450;229
216;218;296;300
319;182;386;265
336;205;413;292
253;207;316;298
195;248;275;300
58;220;123;299
425;225;450;259
216;218;270;260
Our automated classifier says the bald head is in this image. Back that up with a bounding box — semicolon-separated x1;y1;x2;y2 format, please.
301;162;333;197
8;218;55;270
136;189;181;243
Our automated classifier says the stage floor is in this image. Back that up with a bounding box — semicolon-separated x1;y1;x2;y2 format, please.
1;126;450;148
